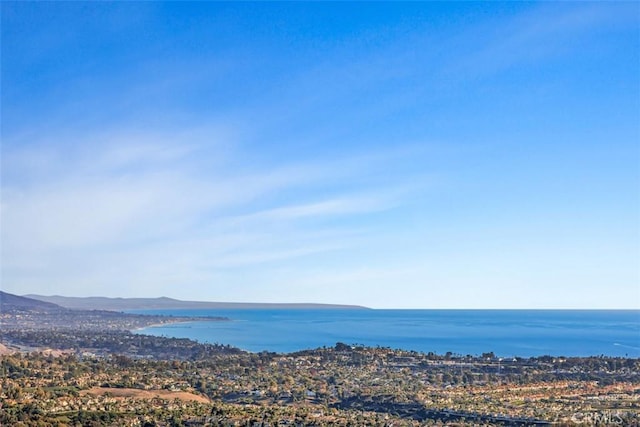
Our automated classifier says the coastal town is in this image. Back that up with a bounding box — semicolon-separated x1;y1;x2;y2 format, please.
1;292;639;426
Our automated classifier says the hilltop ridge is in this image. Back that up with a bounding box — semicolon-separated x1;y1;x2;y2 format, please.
24;294;370;311
0;291;63;312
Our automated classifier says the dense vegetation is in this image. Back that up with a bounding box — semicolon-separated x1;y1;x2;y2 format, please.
2;346;639;426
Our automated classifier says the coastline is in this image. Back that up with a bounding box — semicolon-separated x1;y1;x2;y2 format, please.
130;309;640;358
131;321;182;332
132;316;231;333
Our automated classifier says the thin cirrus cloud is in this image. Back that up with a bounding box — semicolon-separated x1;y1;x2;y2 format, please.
1;123;433;298
445;3;637;79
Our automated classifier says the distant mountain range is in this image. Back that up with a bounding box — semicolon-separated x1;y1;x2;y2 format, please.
23;294;369;311
0;291;63;312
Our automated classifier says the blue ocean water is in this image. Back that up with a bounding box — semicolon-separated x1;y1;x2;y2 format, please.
131;309;640;358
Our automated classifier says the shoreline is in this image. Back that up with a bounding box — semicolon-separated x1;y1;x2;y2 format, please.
132;316;231;332
129;327;640;359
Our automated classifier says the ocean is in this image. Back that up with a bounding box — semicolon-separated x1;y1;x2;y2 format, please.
131;309;640;358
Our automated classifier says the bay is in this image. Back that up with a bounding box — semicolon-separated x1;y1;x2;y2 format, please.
131;309;640;358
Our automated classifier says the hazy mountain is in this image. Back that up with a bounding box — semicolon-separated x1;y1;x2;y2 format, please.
24;295;369;311
1;291;64;312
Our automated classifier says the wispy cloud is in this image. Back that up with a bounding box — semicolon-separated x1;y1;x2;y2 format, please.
447;3;637;79
229;194;395;224
1;122;433;297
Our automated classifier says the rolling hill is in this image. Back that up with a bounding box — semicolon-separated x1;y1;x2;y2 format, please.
0;291;64;312
24;294;369;311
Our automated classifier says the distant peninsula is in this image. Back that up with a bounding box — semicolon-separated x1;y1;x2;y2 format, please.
24;294;370;311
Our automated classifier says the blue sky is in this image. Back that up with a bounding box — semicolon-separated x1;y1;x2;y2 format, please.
2;2;638;308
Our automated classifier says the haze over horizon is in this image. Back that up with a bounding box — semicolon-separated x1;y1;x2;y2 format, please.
2;2;639;309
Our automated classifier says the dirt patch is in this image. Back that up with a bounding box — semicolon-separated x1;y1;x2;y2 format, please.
81;387;211;404
0;343;16;355
41;348;74;357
